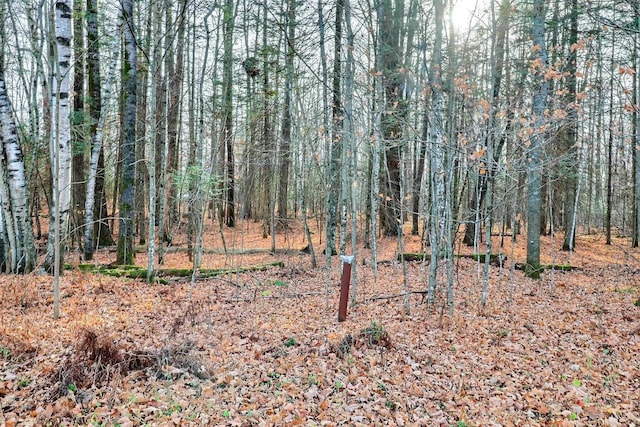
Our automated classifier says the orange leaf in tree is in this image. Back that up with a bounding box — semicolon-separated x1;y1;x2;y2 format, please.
570;39;586;52
470;147;486;161
545;68;562;81
552;109;568;120
478;99;490;112
619;66;636;75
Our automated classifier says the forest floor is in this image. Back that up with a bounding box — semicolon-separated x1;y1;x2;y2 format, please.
1;219;639;426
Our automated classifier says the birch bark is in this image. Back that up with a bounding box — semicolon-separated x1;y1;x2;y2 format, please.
45;0;73;274
0;61;36;274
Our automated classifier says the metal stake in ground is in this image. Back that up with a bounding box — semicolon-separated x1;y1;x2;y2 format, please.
338;255;355;322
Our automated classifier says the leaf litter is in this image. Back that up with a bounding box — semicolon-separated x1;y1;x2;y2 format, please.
0;227;639;426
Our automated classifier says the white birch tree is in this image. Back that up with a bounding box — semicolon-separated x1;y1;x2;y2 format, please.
0;60;36;274
84;44;118;265
45;0;73;277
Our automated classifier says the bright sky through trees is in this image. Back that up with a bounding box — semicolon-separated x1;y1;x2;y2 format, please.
450;0;487;32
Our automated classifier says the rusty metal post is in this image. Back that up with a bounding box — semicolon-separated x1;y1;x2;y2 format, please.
338;255;354;322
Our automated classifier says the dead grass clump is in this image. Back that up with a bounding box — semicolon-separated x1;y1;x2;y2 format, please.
52;331;210;400
77;330;122;366
54;330;129;398
53;329;213;400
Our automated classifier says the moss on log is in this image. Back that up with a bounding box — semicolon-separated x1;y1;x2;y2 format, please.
514;263;578;272
75;261;285;280
399;253;506;264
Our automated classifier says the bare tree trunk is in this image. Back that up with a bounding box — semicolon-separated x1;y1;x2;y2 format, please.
606;34;615;245
164;0;183;244
562;0;579;251
526;0;549;278
117;0;137;265
155;1;168;264
278;0;295;222
463;0;510;247
261;0;273;241
370;0;384;270
379;0;403;237
427;0;445;304
317;0;330;250
325;0;343;261
635;1;640;248
344;0;357;302
223;0;235;227
85;0;114;253
146;0;164;281
135;4;152;247
71;0;86;253
84;43;118;262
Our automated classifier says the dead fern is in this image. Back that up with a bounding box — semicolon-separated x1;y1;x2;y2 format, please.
53;330;130;398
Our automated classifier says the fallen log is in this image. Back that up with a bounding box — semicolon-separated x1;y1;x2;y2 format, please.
76;261;285;280
102;245;300;256
398;253;506;265
513;263;578;272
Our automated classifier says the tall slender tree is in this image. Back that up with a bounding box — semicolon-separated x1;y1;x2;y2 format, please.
635;1;640;248
278;0;295;222
561;0;579;251
222;0;235;227
427;0;446;304
117;0;137;265
71;0;86;250
146;0;165;280
379;0;408;237
0;59;37;274
325;0;344;259
163;0;186;244
45;0;73;275
135;2;152;247
463;0;511;247
84;0;114;260
526;0;550;278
